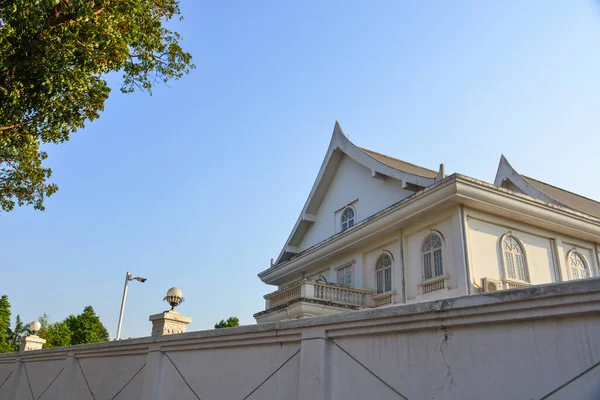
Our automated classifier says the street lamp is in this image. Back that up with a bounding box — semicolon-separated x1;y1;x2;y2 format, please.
29;320;41;336
116;271;147;340
163;287;184;310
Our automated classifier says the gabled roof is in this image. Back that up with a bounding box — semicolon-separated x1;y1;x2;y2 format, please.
359;148;439;178
273;121;441;266
494;155;600;219
521;175;600;219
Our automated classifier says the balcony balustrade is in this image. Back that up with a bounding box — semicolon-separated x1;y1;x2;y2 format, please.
264;279;375;310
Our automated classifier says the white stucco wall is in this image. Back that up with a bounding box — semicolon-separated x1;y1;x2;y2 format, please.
465;208;598;289
298;155;414;252
362;234;403;301
404;208;466;302
277;207;468;303
2;279;600;400
269;204;598;322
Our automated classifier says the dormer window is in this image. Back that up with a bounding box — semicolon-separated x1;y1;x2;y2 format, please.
341;207;355;231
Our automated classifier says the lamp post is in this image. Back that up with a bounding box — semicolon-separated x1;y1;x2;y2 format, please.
116;271;147;340
29;320;41;335
164;287;185;310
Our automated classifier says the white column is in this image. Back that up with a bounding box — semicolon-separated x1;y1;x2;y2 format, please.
302;281;315;299
298;327;329;400
554;237;568;281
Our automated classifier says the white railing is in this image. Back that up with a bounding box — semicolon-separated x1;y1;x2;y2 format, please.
313;282;372;307
266;283;302;308
418;275;450;295
373;293;392;306
264;279;374;309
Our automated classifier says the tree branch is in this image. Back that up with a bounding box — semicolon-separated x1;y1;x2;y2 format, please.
0;119;32;131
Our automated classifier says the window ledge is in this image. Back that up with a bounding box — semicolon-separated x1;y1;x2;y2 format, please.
373;291;395;307
418;274;451;287
373;290;396;299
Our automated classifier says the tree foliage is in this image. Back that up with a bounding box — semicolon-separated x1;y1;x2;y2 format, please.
214;316;240;329
6;314;29;351
38;314;72;349
0;295;11;352
38;306;109;349
65;305;109;345
0;299;110;352
0;0;194;212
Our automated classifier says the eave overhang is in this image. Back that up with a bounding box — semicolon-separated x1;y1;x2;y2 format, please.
260;175;600;286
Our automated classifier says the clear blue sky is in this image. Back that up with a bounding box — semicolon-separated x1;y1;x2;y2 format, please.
2;1;600;339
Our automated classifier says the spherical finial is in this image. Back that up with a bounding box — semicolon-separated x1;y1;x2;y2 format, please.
164;287;184;310
29;320;41;334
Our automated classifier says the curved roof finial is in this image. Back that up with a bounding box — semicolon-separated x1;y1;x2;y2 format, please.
333;120;346;137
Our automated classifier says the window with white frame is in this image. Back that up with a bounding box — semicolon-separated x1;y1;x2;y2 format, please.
422;233;443;280
375;253;392;294
568;251;589;280
341;207;355;231
502;235;529;282
337;265;353;286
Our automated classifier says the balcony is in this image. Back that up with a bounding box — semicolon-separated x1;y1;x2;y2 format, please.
254;279;375;323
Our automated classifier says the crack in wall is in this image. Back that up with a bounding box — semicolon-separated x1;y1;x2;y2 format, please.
434;299;455;391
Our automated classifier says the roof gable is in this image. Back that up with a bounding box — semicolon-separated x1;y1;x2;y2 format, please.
521;175;600;218
494;155;600;219
359;148;438;178
274;121;442;265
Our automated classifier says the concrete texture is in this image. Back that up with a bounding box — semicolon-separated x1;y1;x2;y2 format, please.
0;278;599;399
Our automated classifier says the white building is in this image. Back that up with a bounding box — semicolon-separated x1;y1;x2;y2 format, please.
254;122;600;323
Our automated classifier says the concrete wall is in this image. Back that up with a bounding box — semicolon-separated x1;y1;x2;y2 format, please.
2;279;600;400
299;155;413;252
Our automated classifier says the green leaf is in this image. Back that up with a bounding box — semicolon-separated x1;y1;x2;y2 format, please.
0;0;195;213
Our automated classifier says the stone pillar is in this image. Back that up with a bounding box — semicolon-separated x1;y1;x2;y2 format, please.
6;358;23;400
298;327;329;400
140;344;165;400
149;310;192;337
20;334;46;351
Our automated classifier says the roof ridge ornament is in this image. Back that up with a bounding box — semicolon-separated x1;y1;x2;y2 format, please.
333;120;346;137
435;163;446;182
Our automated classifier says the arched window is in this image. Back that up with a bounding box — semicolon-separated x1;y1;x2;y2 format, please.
502;235;529;282
375;253;392;294
422;233;443;280
341;207;355;231
568;251;589;280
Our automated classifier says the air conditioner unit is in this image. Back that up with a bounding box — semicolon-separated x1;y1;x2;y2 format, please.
481;278;503;292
